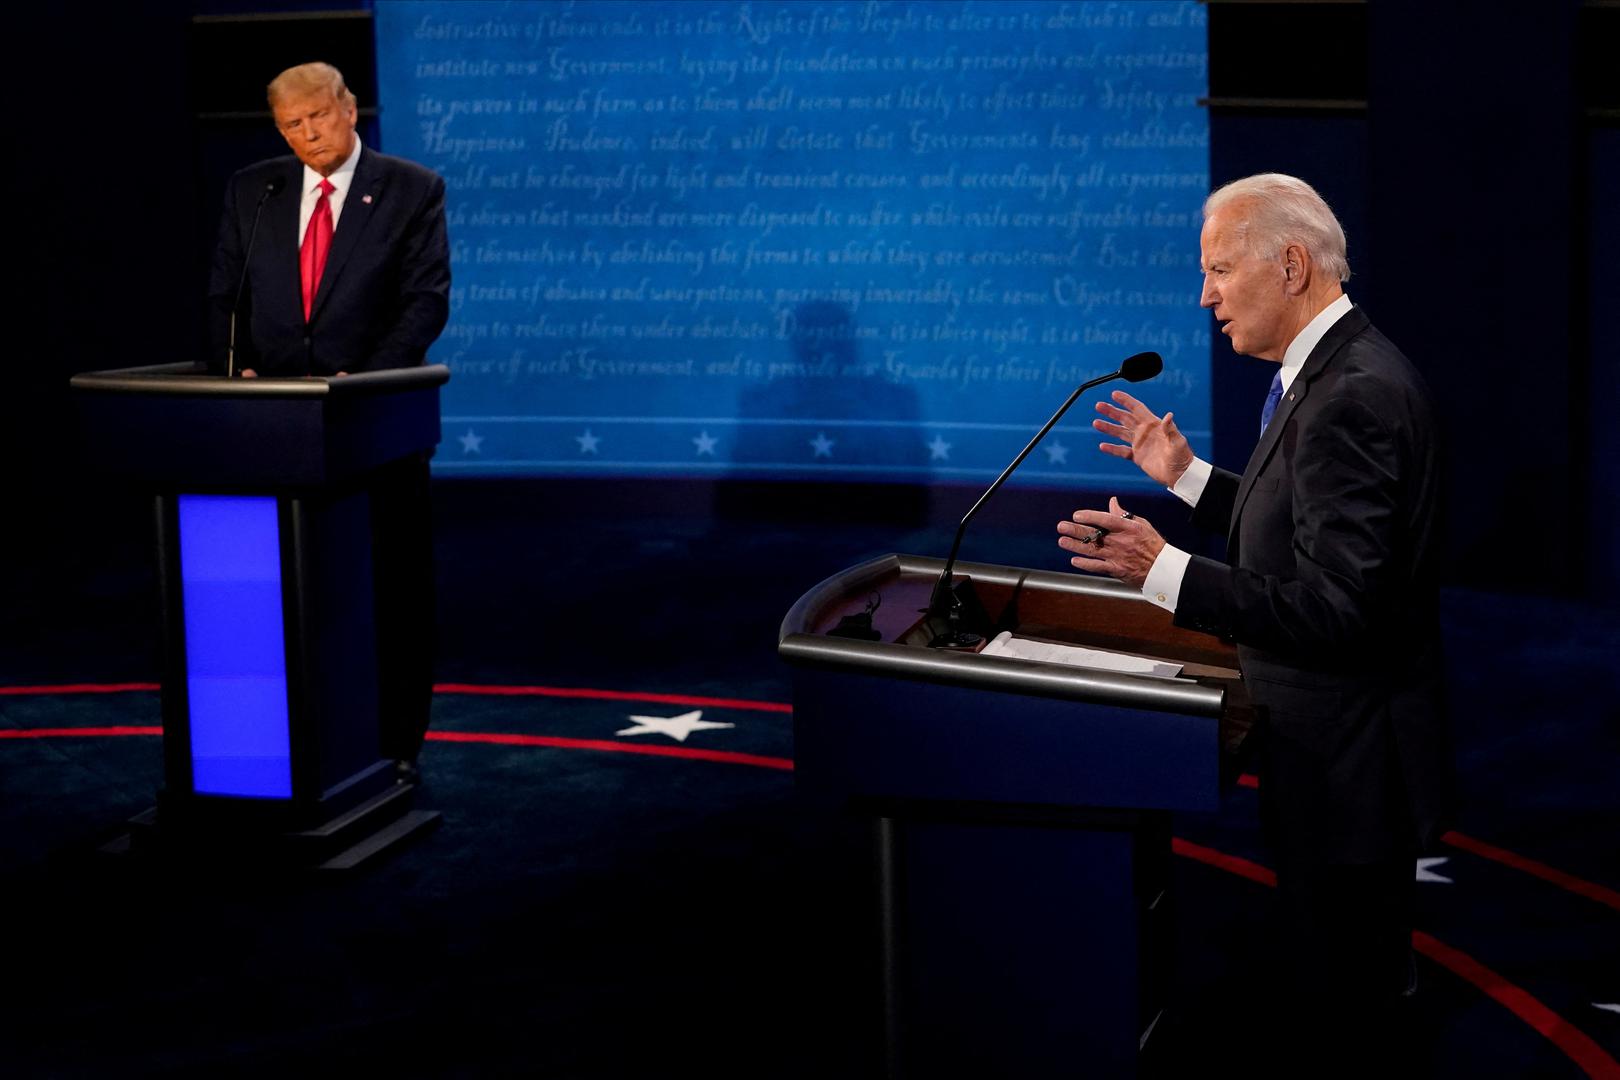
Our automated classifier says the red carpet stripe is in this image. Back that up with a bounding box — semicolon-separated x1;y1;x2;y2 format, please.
1412;931;1620;1080
3;712;1614;1076
1172;839;1620;1079
432;682;793;714
0;726;163;739
0;682;159;695
1170;836;1277;887
1236;771;1619;913
1440;830;1620;913
425;730;793;770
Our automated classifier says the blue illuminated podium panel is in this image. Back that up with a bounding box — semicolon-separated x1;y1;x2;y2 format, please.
71;363;448;858
177;495;293;799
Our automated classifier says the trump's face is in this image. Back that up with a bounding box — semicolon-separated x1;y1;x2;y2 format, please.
1199;201;1293;361
273;87;358;177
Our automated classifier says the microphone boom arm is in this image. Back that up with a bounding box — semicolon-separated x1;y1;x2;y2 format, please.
924;352;1162;647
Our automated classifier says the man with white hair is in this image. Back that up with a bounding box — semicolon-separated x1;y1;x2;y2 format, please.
1057;174;1453;1056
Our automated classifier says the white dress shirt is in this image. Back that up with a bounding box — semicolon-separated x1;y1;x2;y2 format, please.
298;137;363;241
1140;293;1355;611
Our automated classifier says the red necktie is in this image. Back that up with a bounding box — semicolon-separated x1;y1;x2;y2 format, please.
300;178;336;322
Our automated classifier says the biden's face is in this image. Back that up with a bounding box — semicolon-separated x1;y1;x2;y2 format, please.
273;88;358;177
1199;202;1293;362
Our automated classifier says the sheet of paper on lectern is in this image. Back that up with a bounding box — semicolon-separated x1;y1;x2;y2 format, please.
981;631;1183;678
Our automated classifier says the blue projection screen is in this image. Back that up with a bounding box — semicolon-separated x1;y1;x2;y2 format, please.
375;1;1209;486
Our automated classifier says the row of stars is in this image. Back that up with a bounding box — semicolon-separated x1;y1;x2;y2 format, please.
457;428;1075;464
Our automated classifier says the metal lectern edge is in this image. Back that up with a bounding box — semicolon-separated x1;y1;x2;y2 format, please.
69;363;450;398
779;553;1227;718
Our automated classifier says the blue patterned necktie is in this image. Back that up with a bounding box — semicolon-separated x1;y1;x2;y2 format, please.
1260;369;1284;437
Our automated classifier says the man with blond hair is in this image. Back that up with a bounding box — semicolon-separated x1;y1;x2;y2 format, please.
209;61;449;379
207;61;450;773
1057;174;1452;1063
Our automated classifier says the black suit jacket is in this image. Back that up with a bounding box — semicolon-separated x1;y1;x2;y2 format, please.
1174;306;1454;861
208;147;450;376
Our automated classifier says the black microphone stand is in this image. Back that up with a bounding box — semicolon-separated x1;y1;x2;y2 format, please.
226;178;284;378
925;357;1159;648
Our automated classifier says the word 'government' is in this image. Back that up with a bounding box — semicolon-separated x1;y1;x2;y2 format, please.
381;0;1209;474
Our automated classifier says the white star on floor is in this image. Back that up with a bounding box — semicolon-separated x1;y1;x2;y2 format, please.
927;435;952;461
1415;857;1452;884
576;429;601;454
1043;441;1069;465
458;429;484;454
616;709;734;743
810;432;835;458
693;430;719;456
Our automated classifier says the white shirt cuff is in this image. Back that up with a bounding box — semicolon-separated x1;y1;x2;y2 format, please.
1170;456;1212;508
1142;543;1191;612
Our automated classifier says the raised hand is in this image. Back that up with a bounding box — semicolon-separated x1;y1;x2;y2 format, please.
1055;497;1164;588
1093;390;1193;488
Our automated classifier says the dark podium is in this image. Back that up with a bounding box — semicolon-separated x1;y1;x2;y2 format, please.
71;362;448;869
779;554;1251;1078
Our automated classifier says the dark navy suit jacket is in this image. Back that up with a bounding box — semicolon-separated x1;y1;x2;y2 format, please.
1174;306;1454;862
208;147;450;376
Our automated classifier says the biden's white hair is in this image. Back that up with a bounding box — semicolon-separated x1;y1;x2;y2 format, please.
1204;173;1351;283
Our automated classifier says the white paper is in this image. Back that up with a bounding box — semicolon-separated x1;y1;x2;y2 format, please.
981;631;1183;678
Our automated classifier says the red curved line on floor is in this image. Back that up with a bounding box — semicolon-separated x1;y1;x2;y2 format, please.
433;683;793;714
0;726;163;739
1235;771;1619;913
4;720;1614;1075
1173;838;1620;1079
0;726;794;771
426;730;794;771
0;683;160;696
1171;836;1276;887
1412;931;1620;1080
1440;830;1620;913
0;681;794;715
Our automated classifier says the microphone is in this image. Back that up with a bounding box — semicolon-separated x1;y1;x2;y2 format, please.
925;351;1163;648
225;176;286;377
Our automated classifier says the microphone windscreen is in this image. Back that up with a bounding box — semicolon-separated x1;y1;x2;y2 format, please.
1120;351;1163;382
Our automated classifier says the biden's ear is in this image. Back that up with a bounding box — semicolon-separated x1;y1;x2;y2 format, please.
1281;242;1311;295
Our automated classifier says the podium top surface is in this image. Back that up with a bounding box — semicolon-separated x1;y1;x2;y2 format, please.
70;362;450;399
780;553;1238;719
71;363;450;490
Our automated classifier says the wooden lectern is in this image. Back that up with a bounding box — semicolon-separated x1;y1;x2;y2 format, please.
780;554;1251;1078
71;362;448;869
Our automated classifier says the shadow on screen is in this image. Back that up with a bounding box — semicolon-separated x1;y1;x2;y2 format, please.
715;301;930;523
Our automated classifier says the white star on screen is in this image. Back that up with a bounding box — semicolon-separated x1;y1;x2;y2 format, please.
616;710;735;743
693;431;719;456
458;429;484;454
927;435;952;461
576;429;602;454
810;432;835;458
1043;441;1069;465
1594;1003;1620;1015
1415;857;1453;884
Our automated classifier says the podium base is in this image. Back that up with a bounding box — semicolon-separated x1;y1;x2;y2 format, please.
102;782;441;871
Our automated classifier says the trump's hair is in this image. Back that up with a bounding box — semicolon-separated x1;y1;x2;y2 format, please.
1204;173;1351;283
267;61;356;111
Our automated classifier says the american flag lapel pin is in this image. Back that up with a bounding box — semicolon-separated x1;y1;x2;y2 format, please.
362;194;373;205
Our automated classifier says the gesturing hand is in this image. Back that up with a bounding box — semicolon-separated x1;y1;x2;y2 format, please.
1055;497;1165;589
1093;390;1193;488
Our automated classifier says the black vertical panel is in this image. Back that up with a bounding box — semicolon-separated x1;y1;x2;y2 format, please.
1367;0;1581;587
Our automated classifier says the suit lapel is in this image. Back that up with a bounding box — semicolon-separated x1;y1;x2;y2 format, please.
1227;305;1370;548
268;161;304;322
310;148;386;323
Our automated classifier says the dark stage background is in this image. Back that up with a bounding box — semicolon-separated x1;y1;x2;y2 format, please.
3;2;1618;1077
